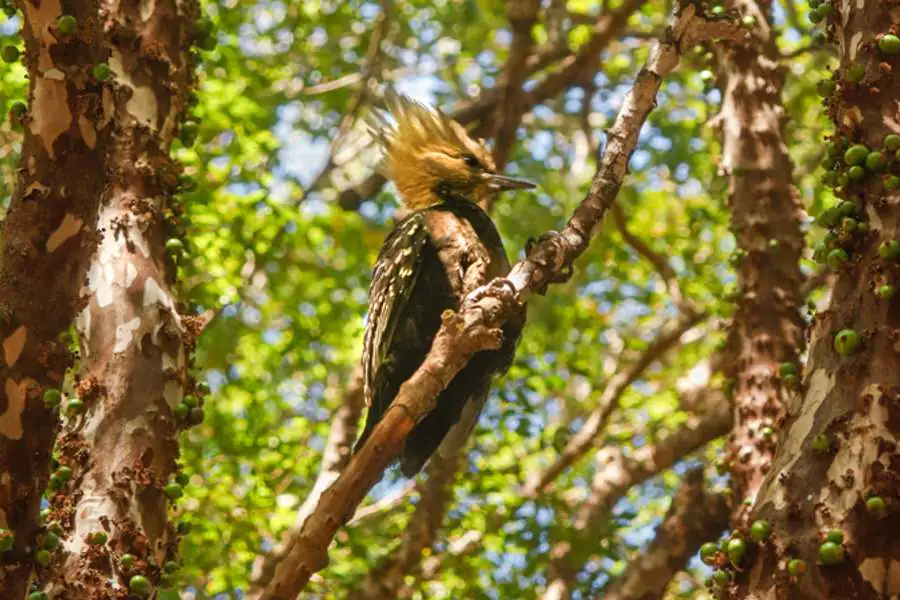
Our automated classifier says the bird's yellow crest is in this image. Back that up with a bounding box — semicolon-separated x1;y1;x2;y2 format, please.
369;93;535;209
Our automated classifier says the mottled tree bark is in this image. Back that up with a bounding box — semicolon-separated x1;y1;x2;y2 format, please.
741;0;900;597
602;469;729;600
28;0;201;597
716;0;806;525
0;2;108;597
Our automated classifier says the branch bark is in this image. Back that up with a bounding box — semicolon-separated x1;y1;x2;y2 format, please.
601;468;729;600
0;2;108;595
252;7;749;596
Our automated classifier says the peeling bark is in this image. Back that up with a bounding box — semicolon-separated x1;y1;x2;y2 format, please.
715;0;806;524
742;0;900;597
27;0;201;597
0;2;109;596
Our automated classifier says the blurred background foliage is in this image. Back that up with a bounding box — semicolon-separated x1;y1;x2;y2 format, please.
1;0;835;597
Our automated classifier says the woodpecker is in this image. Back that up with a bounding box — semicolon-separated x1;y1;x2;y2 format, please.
354;94;533;477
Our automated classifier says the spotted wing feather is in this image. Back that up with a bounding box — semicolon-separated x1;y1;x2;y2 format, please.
362;212;429;410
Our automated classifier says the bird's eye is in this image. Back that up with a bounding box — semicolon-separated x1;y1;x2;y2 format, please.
462;154;482;169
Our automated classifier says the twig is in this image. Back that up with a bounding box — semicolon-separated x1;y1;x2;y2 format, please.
301;3;389;200
600;468;729;600
252;7;748;596
521;311;705;497
612;203;694;314
249;369;366;588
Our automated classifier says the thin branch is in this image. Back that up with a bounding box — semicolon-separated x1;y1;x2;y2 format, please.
346;480;415;526
251;7;748;596
301;4;389;200
612;204;695;314
249;369;366;588
600;468;729;600
347;450;461;600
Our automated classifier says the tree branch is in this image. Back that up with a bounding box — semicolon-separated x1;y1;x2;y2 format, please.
522;312;705;497
601;468;729;600
249;368;366;588
252;7;748;596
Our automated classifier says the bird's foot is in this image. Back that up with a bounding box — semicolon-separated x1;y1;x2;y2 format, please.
464;277;518;309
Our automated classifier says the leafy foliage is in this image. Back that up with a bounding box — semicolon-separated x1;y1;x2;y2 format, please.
0;0;835;598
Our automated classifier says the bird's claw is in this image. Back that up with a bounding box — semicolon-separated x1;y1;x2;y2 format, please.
465;278;518;309
525;230;562;258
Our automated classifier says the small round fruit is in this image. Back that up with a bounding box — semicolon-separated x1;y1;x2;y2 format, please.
808;8;824;22
819;540;844;565
880;240;900;261
9;101;27;119
788;558;807;577
750;519;772;542
877;284;895;300
189;407;205;424
35;549;51;566
196;381;210;394
826;529;844;544
700;541;719;565
812;433;831;451
57;14;77;34
165;238;184;255
711;5;725;15
66;398;85;415
92;62;111;81
164;560;179;573
846;64;865;83
41;531;60;550
129;574;152;596
837;200;856;217
0;529;14;552
89;531;107;545
180;120;199;145
120;553;136;569
42;388;61;408
1;44;19;63
176;471;190;487
827;248;849;269
822;171;838;187
812;30;826;45
741;15;756;27
866;496;886;517
865;151;887;172
164;483;183;500
182;394;198;408
28;592;49;600
173;403;190;419
834;329;860;356
712;569;732;587
878;34;900;55
884;134;900;152
761;426;774;440
818;79;836;95
727;536;747;565
782;373;799;388
55;466;72;482
886;175;900;191
847;165;865;181
177;521;192;534
779;362;797;378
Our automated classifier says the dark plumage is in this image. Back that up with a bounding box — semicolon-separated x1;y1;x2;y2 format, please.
354;94;532;476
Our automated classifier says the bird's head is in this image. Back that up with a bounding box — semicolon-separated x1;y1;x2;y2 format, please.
369;93;536;209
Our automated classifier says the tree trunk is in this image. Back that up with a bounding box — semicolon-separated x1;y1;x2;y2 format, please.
28;0;202;597
742;1;900;597
717;0;806;526
0;2;109;597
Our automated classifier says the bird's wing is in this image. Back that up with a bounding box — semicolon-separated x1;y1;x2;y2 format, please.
362;211;429;407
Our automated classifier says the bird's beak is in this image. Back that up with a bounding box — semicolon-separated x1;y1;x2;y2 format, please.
485;173;537;191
